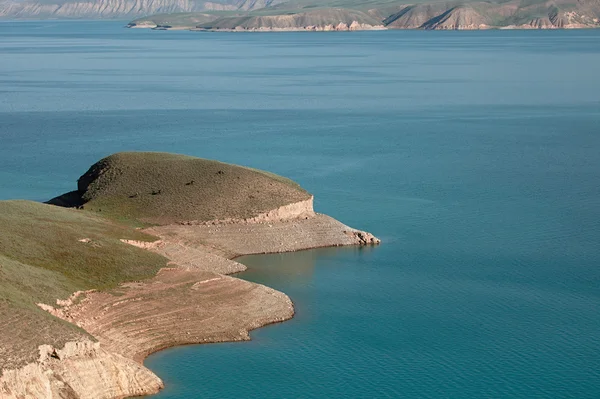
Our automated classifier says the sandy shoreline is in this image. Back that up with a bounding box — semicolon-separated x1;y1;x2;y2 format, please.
0;206;379;399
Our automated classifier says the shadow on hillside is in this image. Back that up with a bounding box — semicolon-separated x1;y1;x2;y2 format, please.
46;190;85;208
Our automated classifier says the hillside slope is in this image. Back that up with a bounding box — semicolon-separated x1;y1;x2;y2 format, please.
0;200;167;372
384;0;600;29
0;0;253;19
3;0;600;29
195;7;385;30
127;0;600;30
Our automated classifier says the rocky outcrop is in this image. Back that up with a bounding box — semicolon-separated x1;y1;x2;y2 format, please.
41;268;295;364
144;213;380;259
1;265;295;399
345;230;380;245
0;341;162;399
179;196;315;225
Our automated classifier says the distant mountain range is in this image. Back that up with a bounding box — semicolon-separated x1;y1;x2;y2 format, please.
2;0;600;30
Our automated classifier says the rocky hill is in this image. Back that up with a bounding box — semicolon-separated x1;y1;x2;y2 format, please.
2;0;599;29
128;0;600;30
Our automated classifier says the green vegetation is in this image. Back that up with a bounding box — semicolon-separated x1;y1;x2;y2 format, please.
0;201;165;299
0;200;167;371
50;152;311;225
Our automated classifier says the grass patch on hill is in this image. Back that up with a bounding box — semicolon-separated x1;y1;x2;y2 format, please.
0;200;167;371
50;152;312;225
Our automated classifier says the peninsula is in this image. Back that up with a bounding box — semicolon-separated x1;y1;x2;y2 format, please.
0;152;379;398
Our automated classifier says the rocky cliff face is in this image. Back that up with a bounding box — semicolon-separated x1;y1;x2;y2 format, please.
384;0;600;30
175;196;315;225
1;263;296;399
0;341;163;399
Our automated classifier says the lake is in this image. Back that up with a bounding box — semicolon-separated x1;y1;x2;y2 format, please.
1;21;599;398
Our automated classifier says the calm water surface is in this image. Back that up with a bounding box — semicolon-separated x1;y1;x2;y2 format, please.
1;21;600;398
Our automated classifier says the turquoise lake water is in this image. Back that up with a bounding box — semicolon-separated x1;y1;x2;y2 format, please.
1;21;600;398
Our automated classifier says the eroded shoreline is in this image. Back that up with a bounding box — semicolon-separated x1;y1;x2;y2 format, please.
0;201;379;399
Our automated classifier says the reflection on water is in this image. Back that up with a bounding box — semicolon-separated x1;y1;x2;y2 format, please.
236;246;376;287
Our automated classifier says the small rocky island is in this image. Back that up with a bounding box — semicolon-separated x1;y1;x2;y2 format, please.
0;152;379;399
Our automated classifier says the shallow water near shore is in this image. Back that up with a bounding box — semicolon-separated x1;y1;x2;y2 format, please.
2;21;600;398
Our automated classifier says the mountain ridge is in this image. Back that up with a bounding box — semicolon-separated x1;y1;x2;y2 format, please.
1;0;599;29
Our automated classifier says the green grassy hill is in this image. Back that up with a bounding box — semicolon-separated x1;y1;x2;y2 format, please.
0;200;167;371
50;152;312;225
